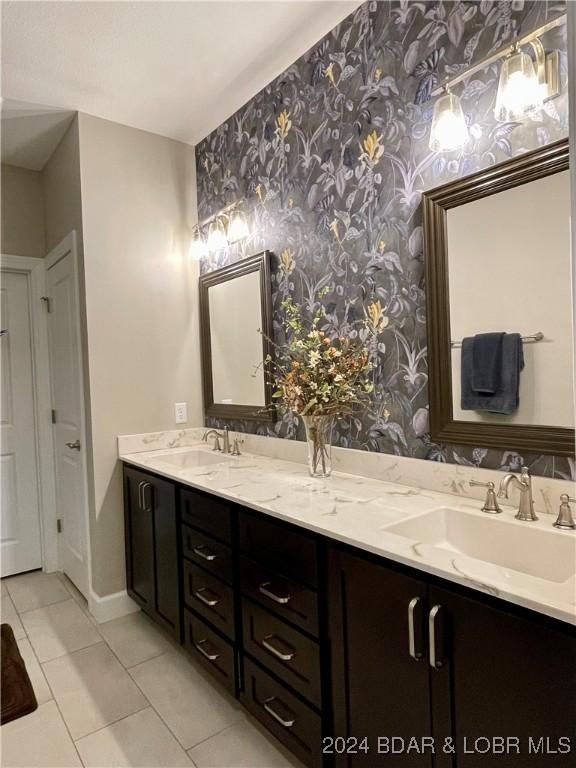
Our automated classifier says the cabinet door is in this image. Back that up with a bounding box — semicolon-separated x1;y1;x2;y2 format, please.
329;548;433;767
149;475;179;638
124;467;154;610
429;586;576;768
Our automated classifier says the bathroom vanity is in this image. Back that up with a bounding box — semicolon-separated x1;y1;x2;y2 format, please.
121;442;576;768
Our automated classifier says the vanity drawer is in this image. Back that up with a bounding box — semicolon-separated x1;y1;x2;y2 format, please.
243;599;321;707
182;609;236;695
239;511;318;588
180;488;232;543
242;658;322;768
241;557;318;637
182;524;233;584
182;560;235;639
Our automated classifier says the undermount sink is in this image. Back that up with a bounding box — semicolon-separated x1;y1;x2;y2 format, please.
153;450;231;469
384;507;576;583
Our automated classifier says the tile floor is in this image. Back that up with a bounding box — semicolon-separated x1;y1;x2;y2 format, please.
1;570;301;768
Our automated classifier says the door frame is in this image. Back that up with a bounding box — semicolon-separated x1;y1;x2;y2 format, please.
45;231;92;598
0;253;59;573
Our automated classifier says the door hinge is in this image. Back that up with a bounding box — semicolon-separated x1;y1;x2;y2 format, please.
57;519;63;533
41;296;52;313
51;409;57;424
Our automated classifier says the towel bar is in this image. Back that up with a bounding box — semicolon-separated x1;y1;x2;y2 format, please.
450;332;544;349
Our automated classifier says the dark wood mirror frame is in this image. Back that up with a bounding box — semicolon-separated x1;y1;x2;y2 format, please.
199;250;276;422
423;138;574;456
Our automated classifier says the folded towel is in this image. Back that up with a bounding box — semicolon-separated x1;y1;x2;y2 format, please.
472;332;505;394
461;333;524;414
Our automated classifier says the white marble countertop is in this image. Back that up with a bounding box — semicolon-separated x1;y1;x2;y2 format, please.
119;440;576;626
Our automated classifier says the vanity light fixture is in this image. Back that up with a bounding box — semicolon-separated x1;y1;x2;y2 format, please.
206;217;229;252
189;225;207;260
429;87;469;153
494;43;545;122
427;13;564;151
227;209;249;243
192;202;250;257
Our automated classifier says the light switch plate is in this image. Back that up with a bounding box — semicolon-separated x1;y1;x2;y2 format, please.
175;402;187;424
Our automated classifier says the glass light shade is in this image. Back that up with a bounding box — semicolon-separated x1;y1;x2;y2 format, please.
207;218;228;252
227;210;249;242
494;50;544;122
429;92;469;153
189;228;207;260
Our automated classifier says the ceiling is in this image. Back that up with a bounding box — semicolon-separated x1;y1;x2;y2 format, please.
2;1;361;149
1;98;76;170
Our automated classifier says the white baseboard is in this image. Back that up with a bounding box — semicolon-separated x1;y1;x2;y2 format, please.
88;588;140;624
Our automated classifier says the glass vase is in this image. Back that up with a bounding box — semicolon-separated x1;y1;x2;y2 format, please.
302;414;335;478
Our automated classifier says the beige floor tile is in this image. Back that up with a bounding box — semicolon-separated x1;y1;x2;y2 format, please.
5;570;69;613
16;637;53;705
99;611;174;668
21;598;102;662
1;592;26;639
188;719;302;768
42;641;148;739
76;707;194;767
1;700;82;767
129;650;245;749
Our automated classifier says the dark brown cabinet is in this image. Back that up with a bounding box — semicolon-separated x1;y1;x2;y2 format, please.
329;548;432;767
329;545;576;768
123;466;180;639
428;585;576;768
123;462;576;768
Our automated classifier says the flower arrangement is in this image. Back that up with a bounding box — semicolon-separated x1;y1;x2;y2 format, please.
268;295;374;416
264;291;379;476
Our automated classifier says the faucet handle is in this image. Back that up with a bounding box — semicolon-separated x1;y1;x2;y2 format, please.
554;494;576;530
212;436;222;452
231;437;244;456
469;480;502;514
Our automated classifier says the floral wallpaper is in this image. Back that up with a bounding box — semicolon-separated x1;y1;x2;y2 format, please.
196;0;573;480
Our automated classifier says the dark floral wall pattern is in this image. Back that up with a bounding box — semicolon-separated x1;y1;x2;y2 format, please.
196;0;573;480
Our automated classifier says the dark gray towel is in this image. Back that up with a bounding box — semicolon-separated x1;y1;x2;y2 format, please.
472;332;505;393
461;333;524;414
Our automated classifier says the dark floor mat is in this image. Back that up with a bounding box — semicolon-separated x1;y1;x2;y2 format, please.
1;622;38;725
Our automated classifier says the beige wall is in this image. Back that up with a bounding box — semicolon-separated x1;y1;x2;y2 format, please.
77;113;202;597
1;163;46;257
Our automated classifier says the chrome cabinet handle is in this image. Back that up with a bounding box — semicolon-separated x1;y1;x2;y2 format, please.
192;545;217;562
261;635;295;662
408;596;425;661
259;582;291;605
263;697;295;728
137;481;145;510
194;638;220;662
65;440;81;450
194;587;220;607
429;605;445;670
141;482;153;512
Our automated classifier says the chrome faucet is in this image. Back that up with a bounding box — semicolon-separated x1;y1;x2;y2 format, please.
497;466;538;521
202;426;230;454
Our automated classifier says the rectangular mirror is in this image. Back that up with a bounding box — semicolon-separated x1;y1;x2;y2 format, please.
199;251;275;421
423;139;574;456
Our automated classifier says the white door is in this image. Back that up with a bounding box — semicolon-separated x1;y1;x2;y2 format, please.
46;234;89;597
1;270;43;576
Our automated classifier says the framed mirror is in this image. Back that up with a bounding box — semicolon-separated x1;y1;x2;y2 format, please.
423;138;574;456
199;250;275;422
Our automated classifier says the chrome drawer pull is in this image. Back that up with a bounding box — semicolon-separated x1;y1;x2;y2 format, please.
429;604;445;670
194;638;220;662
194;587;220;607
192;545;217;562
263;697;295;728
259;582;291;605
261;635;295;662
408;596;425;661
